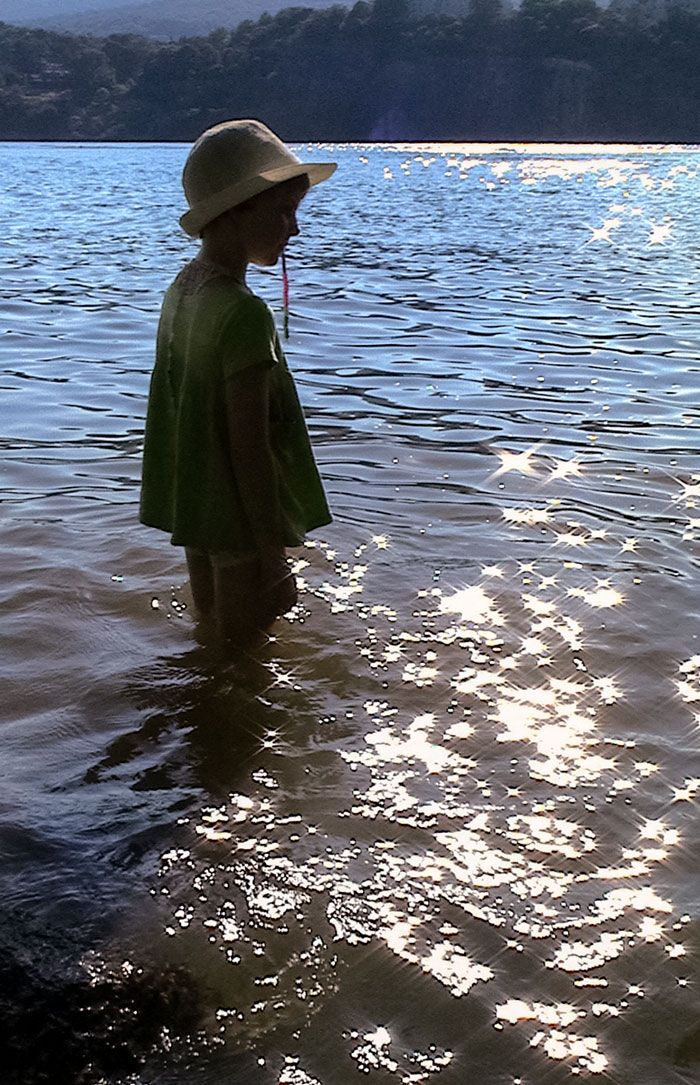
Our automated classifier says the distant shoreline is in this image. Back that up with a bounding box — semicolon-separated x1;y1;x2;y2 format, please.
3;139;700;150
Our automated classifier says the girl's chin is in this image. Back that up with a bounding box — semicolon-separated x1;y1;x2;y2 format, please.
251;252;281;268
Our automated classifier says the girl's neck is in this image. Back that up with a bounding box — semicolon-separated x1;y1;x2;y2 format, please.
198;234;247;282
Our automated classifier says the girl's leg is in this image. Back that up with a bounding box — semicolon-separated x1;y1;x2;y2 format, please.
257;549;298;625
212;558;263;645
213;550;297;646
185;547;215;615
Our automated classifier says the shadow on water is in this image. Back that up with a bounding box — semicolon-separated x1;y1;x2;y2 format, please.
86;645;283;800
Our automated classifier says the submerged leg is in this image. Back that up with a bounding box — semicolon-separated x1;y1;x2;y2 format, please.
185;548;215;616
214;550;297;647
257;548;298;626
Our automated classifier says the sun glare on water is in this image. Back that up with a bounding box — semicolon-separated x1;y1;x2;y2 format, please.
140;420;700;1081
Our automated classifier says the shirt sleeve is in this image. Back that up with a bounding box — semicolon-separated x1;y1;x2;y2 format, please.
218;292;280;381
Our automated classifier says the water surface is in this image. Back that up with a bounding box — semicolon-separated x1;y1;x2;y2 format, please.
2;140;700;1084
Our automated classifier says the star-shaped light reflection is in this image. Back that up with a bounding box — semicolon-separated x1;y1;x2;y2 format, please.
490;445;542;479
648;221;672;244
587;218;620;243
548;458;583;481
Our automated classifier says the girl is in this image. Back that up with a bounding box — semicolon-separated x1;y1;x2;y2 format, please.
140;119;336;646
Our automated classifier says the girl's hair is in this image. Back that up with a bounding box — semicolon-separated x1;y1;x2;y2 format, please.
238;173;310;211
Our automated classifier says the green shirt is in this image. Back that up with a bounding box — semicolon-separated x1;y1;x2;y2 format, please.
140;260;331;553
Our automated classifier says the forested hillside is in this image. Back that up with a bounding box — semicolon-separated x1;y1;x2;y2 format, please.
1;0;699;142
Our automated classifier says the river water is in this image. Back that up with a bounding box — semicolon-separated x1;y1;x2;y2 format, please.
2;140;700;1084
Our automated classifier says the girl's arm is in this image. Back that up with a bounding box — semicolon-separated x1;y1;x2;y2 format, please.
224;365;285;555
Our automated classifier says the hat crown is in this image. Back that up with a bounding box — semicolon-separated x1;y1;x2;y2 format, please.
182;119;300;205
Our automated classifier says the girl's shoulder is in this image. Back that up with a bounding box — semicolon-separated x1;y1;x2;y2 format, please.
165;262;273;330
176;262;272;317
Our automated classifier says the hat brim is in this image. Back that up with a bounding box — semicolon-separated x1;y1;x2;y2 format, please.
179;160;337;237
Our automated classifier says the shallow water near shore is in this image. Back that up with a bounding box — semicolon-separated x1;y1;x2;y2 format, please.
3;139;700;1083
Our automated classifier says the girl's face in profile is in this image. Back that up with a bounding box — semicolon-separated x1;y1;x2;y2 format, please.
237;180;308;267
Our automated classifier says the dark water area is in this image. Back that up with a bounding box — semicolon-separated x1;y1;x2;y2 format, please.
2;140;700;1083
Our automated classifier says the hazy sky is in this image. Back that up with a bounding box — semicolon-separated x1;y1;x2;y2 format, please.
0;0;122;16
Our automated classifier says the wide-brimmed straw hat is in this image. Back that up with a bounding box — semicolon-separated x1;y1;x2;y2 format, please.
179;119;337;237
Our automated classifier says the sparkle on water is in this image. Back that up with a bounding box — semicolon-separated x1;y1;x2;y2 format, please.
141;438;700;1081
